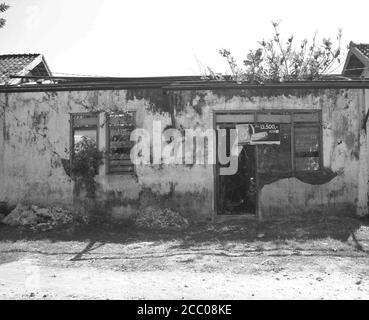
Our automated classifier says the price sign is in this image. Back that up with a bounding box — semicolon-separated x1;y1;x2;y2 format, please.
236;123;280;145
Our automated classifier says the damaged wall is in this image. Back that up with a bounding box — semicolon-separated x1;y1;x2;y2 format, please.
0;85;368;222
356;89;369;217
169;87;368;219
0;91;74;208
0;89;213;222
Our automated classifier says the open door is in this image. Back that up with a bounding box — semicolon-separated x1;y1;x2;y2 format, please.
216;125;257;216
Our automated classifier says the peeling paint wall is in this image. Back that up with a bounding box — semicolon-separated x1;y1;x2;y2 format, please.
0;91;74;208
172;88;367;219
356;89;369;217
0;86;368;222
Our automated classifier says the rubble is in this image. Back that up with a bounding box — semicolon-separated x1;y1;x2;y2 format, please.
0;201;7;214
0;201;13;219
1;204;74;231
133;206;189;231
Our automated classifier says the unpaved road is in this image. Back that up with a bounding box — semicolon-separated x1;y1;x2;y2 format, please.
1;216;369;299
1;257;369;299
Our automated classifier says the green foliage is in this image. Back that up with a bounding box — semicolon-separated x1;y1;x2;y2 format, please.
208;21;343;83
71;137;103;197
0;3;10;29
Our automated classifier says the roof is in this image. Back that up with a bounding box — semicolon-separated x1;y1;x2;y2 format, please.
342;42;369;77
355;44;369;59
2;77;369;93
0;54;52;85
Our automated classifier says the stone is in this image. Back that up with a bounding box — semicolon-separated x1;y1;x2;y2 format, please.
134;206;189;231
1;203;74;231
2;204;30;226
34;207;50;216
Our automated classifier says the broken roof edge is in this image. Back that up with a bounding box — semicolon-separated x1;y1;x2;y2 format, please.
2;78;369;93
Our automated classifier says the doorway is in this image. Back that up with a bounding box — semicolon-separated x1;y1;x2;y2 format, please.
216;125;257;216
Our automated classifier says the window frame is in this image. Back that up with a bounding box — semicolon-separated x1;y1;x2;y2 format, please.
105;111;137;175
70;112;100;172
293;121;323;173
215;109;323;174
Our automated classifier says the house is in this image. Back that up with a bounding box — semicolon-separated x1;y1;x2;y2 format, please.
342;42;369;77
0;54;52;85
0;56;369;223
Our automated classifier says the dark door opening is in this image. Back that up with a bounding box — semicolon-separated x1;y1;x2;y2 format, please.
217;127;257;215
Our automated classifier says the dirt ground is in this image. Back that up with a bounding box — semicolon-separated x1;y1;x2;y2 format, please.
1;214;369;300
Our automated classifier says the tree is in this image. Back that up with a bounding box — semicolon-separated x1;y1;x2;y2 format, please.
0;3;10;29
71;136;103;198
207;21;343;83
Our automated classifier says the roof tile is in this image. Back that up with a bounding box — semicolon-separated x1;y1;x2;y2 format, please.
0;53;42;84
354;44;369;59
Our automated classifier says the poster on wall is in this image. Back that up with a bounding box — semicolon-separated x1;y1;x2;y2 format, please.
236;123;280;145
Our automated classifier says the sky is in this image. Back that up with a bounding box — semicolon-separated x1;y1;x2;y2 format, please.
0;0;368;77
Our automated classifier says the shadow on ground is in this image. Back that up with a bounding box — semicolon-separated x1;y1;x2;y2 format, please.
1;213;368;245
1;213;369;268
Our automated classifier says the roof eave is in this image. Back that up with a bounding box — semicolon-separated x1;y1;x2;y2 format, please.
2;79;369;93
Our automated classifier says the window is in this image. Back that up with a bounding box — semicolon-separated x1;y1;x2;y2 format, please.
70;112;99;154
255;115;320;173
106;111;136;174
293;111;321;172
257;123;292;172
258;112;321;173
217;110;322;174
294;125;320;171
